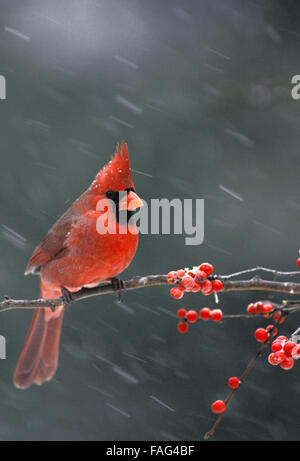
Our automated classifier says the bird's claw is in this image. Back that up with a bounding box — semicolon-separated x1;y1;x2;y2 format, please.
61;287;74;308
111;278;125;301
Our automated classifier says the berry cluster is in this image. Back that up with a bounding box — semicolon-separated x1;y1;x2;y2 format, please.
268;336;300;370
167;263;223;300
177;308;223;333
247;301;274;317
248;301;285;321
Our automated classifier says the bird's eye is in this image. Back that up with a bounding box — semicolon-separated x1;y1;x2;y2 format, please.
106;190;114;199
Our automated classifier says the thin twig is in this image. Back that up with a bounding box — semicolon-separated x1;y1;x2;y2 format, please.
204;320;281;439
219;266;300;280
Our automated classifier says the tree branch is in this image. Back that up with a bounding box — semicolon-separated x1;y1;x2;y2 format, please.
2;270;300;313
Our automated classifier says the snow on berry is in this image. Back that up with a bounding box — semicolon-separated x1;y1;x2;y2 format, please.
268;353;279;366
292;345;300;359
179;275;195;291
170;287;184;299
168;263;222;298
268;337;298;370
167;271;179;284
276;335;287;342
177;269;186;278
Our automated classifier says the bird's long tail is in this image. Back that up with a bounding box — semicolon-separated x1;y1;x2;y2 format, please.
14;281;64;389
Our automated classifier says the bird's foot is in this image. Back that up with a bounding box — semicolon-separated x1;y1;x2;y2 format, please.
111;278;125;301
61;286;74;310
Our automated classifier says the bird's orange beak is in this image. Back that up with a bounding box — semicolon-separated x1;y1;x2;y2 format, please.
119;191;144;211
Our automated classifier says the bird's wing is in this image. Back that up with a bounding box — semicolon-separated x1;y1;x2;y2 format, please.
25;207;76;275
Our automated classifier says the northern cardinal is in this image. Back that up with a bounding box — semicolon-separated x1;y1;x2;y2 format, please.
14;142;143;389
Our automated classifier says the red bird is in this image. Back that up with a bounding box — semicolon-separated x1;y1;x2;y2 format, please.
14;142;143;389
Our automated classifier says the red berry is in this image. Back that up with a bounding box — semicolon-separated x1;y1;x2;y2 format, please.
177;308;186;319
228;377;240;389
280;356;294;370
263;302;273;313
283;341;296;356
273;312;282;322
167;271;178;284
276;336;287;342
254;328;269;342
271;341;282;352
186;310;198;323
199;263;214;276
211;400;226;414
268;353;279;366
212;279;223;292
292;345;300;358
177;269;186;278
273;351;286;364
199;307;211;321
177;322;189;334
201;280;213;295
194;270;207;284
179;275;195;292
247;303;256;315
192;283;201;292
211;309;223;322
266;325;278;336
254;302;264;314
297;257;300;268
170;287;184;299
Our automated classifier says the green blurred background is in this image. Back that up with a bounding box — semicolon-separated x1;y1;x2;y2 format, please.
0;0;300;441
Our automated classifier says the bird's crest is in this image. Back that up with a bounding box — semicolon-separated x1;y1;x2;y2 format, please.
91;141;134;193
